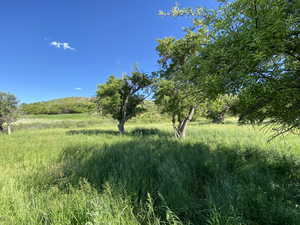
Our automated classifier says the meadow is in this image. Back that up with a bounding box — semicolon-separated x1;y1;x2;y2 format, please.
0;114;299;225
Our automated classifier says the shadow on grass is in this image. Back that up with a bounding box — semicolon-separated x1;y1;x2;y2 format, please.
193;120;238;126
53;137;300;225
66;129;120;136
66;127;171;137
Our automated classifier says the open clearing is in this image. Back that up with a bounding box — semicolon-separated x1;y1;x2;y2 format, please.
0;116;299;225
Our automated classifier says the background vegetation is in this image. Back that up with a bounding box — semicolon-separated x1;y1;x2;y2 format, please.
0;117;299;225
0;0;299;224
20;97;96;115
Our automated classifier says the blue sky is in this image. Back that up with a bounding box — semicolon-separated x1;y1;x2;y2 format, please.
0;0;218;103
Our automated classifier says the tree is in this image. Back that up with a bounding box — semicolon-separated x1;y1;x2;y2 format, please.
205;94;237;123
154;79;198;138
96;71;152;133
0;92;18;134
155;33;207;138
161;0;300;136
210;0;299;135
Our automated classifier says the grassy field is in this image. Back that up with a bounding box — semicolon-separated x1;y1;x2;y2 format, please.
0;115;299;225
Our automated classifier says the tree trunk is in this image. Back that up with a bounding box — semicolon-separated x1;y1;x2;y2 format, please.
172;115;180;138
178;122;188;138
175;107;196;139
0;123;4;132
118;94;129;134
118;121;125;134
7;124;11;135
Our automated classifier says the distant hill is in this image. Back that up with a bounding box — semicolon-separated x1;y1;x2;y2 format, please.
20;97;96;115
20;97;168;121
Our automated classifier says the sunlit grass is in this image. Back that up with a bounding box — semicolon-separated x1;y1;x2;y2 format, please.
0;117;299;224
22;113;96;120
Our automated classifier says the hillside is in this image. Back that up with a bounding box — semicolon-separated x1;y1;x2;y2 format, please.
20;97;96;115
20;98;169;122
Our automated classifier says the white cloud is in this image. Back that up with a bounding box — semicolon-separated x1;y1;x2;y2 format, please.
50;41;75;50
75;88;82;91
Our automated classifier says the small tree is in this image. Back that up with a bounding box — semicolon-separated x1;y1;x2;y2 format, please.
205;94;237;123
155;32;208;138
0;92;18;134
155;79;198;138
96;71;152;133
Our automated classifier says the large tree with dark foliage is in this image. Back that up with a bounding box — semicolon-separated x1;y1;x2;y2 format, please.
161;0;300;137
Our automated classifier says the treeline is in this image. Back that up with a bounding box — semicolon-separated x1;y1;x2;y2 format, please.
1;0;298;139
20;97;96;115
95;0;299;138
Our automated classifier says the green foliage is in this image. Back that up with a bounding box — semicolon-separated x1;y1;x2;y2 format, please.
1;1;300;223
205;0;300;133
134;100;169;123
155;33;209;138
155;80;191;118
20;97;96;115
205;94;237;123
161;0;300;136
154;79;198;138
96;71;152;133
0;91;18;131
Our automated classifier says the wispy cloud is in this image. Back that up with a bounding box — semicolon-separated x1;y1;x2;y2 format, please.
75;88;82;91
50;41;75;50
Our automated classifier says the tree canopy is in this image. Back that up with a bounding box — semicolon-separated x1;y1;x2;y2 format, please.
155;32;209;138
96;71;152;133
154;79;198;138
0;91;18;134
205;94;237;123
159;0;300;136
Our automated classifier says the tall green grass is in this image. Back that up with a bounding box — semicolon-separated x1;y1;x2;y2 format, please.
0;120;299;224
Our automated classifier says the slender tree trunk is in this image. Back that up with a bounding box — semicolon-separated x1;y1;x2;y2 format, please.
118;120;125;134
178;122;187;138
118;94;129;134
179;107;195;138
174;107;196;139
7;124;11;135
172;114;180;138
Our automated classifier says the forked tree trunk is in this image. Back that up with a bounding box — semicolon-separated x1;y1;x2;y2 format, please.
118;95;129;134
173;107;196;139
177;121;188;139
